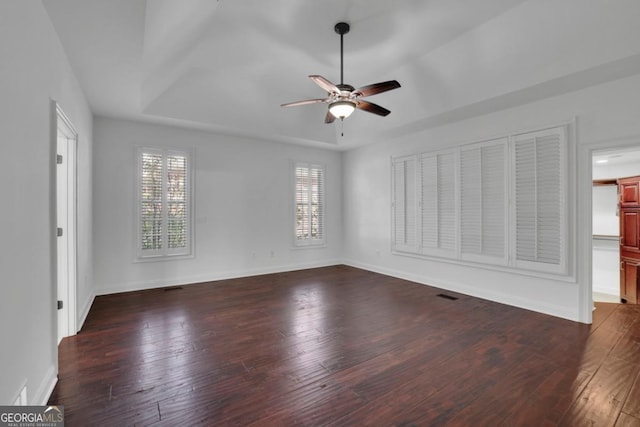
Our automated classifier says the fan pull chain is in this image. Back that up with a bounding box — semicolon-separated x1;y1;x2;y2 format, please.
341;119;344;137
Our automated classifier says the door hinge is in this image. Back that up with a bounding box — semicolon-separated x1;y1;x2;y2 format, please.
57;227;63;237
56;154;63;164
57;300;63;310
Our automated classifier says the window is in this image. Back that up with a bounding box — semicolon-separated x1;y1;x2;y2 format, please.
460;139;508;264
294;162;325;246
391;125;569;276
512;127;567;273
137;148;192;259
392;155;418;252
421;151;456;256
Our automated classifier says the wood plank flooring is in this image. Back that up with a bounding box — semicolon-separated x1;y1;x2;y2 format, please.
49;265;640;426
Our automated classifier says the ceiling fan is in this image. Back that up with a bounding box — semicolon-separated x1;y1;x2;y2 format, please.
281;22;401;124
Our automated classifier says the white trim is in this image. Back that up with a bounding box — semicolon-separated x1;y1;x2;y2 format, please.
343;258;580;322
77;292;95;332
34;364;58;406
94;259;342;296
579;134;640;323
55;103;79;341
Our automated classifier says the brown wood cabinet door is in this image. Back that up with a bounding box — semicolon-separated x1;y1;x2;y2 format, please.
619;180;640;207
621;260;639;304
620;209;640;253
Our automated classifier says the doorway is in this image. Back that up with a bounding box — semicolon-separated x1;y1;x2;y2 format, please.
592;147;640;304
56;104;78;344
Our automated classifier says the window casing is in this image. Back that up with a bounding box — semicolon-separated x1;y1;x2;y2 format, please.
294;162;325;246
136;148;192;260
391;125;569;276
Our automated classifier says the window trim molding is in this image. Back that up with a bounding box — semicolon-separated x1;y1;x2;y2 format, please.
134;146;194;262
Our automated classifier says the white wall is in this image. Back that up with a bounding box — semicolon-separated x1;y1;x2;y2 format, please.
594;161;640;180
0;2;93;405
591;185;619;297
343;73;640;323
592;185;619;237
92;118;342;294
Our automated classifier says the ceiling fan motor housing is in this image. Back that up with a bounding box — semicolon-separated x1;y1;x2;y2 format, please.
334;22;350;35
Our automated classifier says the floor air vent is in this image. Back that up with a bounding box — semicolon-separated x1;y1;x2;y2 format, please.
436;293;458;301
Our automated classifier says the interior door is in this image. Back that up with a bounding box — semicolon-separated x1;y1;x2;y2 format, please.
56;105;77;344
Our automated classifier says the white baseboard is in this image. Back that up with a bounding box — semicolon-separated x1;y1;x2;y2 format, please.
95;259;342;296
343;258;580;322
33;364;57;406
77;292;95;332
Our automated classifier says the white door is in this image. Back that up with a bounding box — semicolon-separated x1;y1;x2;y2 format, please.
56;105;77;344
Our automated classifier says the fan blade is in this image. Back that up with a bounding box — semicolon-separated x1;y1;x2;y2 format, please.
309;75;340;94
356;100;391;116
325;111;336;124
281;98;328;108
353;80;401;98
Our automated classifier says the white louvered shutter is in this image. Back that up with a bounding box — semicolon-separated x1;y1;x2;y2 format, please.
138;148;191;258
421;152;456;255
460;139;507;264
140;151;164;253
513;127;566;272
294;163;325;245
392;156;418;252
166;153;189;252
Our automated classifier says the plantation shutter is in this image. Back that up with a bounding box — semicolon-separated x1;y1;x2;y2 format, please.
421;152;456;254
166;153;188;251
294;163;325;245
140;152;164;252
138;148;191;258
514;127;566;271
311;165;325;241
392;156;418;252
460;140;507;263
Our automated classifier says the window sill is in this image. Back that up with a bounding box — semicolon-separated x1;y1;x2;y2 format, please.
134;253;194;263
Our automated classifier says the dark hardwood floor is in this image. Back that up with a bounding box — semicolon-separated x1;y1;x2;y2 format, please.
49;265;640;426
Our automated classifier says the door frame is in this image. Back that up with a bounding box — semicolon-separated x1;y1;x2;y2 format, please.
580;135;640;323
55;103;78;343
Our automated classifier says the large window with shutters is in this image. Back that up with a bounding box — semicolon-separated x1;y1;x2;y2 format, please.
136;148;192;260
391;125;568;276
294;162;325;246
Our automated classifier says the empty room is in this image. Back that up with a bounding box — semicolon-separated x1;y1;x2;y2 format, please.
2;0;640;425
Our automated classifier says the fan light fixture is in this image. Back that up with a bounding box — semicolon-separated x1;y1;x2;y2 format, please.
329;100;356;119
280;22;400;126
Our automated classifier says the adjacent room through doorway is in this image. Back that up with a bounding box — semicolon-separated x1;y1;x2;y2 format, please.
592;147;640;304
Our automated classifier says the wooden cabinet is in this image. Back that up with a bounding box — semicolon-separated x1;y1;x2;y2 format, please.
618;176;640;304
619;177;640;207
620;259;639;304
620;208;640;254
